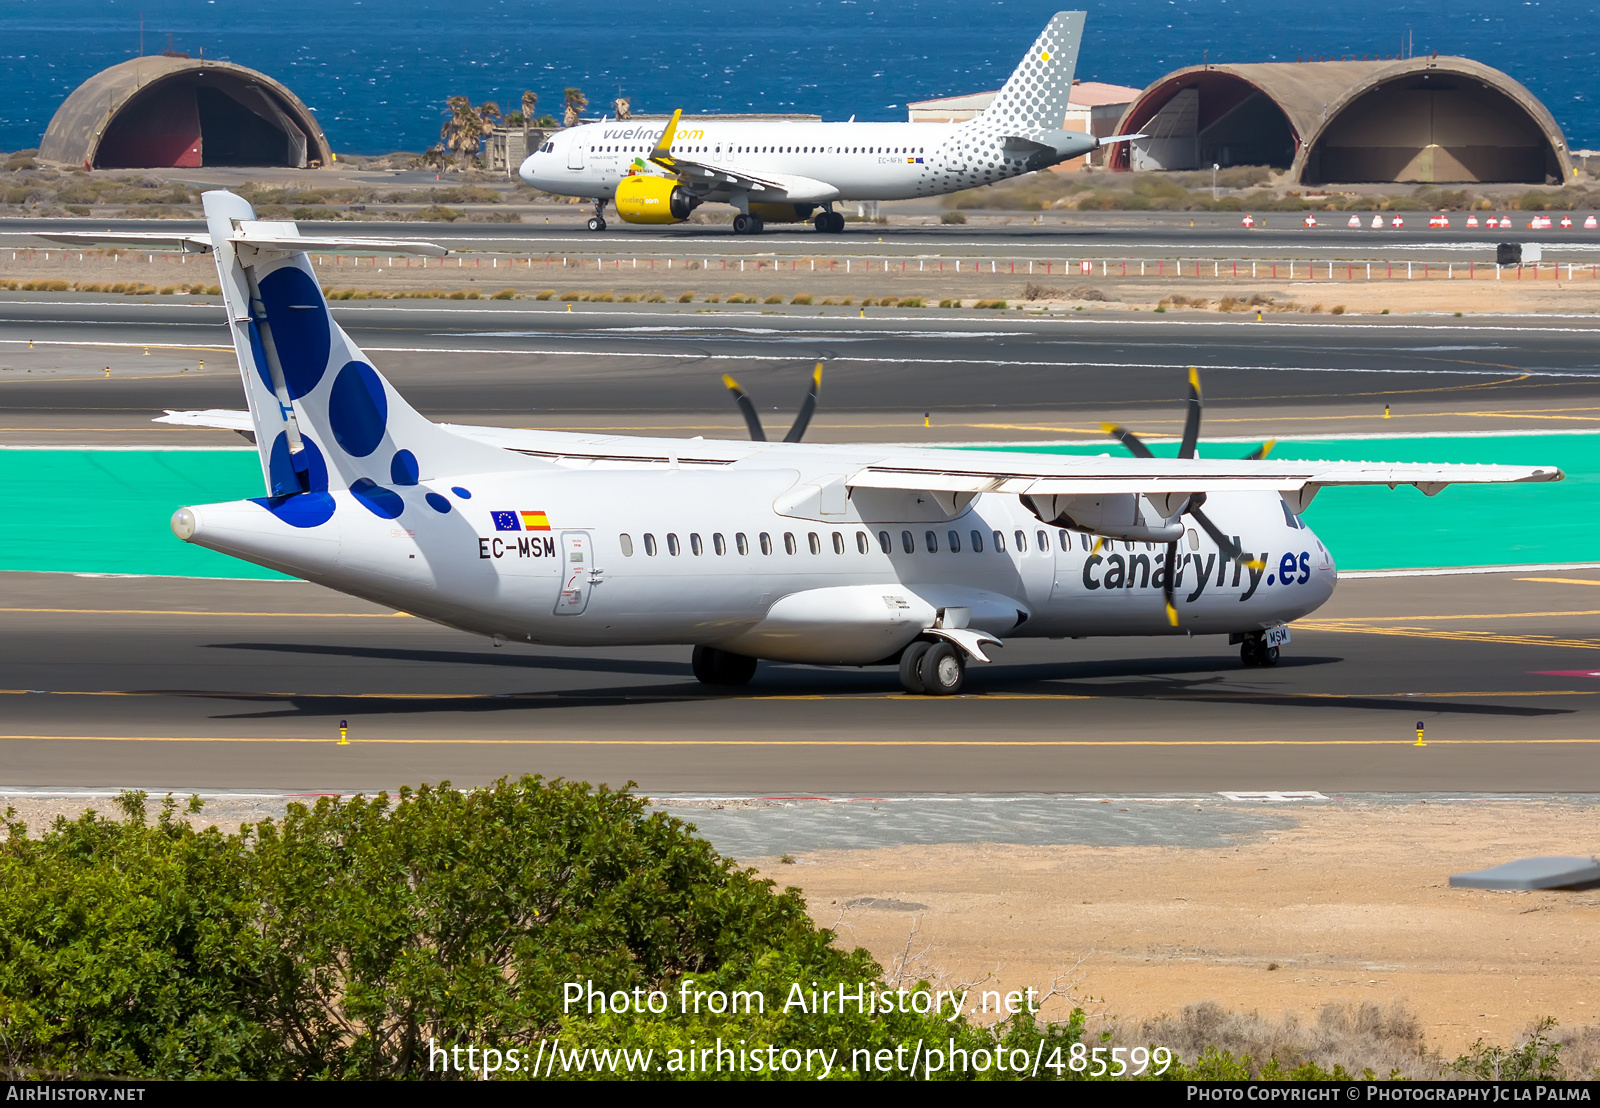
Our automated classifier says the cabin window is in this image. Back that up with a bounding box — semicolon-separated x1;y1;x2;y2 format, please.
971;529;984;553
1187;528;1200;551
878;530;892;554
1038;529;1050;552
736;532;749;555
1015;530;1027;553
993;530;1006;553
690;533;703;556
667;533;680;556
948;530;961;553
643;534;657;556
808;532;821;555
759;532;772;555
901;530;914;554
924;530;939;553
713;533;726;555
1081;533;1091;551
784;532;797;555
619;534;634;557
856;531;870;554
832;531;845;555
1058;530;1070;552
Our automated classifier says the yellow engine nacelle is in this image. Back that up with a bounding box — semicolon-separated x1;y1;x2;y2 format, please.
749;202;817;224
615;175;700;224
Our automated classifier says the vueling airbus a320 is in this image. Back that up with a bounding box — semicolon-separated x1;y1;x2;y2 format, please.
42;195;1561;694
518;11;1136;233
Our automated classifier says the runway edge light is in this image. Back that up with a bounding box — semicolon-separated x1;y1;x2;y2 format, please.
1415;721;1426;747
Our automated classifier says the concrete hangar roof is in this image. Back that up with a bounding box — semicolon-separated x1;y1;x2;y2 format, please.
40;56;332;170
1107;56;1572;186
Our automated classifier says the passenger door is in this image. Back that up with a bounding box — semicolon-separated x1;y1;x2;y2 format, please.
567;137;585;171
553;531;595;615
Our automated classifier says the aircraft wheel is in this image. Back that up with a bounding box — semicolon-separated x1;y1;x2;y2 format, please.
750;215;765;233
1260;645;1281;668
898;640;932;694
1240;637;1262;667
812;214;830;233
716;649;758;685
587;216;607;232
732;213;754;235
828;211;846;233
918;641;965;696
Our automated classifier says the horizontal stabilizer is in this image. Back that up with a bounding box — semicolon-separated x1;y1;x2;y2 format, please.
156;408;255;431
1097;133;1146;146
30;226;447;258
31;230;214;253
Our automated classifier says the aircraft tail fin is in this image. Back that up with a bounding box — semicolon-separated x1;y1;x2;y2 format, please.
978;11;1086;136
202;190;509;499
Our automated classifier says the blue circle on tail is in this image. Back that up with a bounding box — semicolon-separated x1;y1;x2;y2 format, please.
351;478;405;519
267;431;329;495
328;361;389;457
425;492;451;514
390;449;419;485
257;267;332;399
250;492;336;528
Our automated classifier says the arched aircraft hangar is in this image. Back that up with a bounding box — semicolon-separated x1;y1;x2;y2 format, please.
1107;56;1572;186
39;56;332;170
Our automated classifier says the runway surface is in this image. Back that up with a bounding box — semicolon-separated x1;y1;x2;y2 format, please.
4;296;1600;445
3;568;1599;794
9;212;1600;259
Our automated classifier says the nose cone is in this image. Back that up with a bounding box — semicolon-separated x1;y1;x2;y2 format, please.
171;506;197;541
518;153;540;187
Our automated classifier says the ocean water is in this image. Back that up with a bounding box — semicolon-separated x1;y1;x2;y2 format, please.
1;0;1596;155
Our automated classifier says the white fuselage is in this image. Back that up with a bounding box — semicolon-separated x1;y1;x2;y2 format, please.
518;118;1087;204
185;448;1336;667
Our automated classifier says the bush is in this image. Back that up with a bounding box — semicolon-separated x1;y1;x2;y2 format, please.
677;291;694;302
940;211;967;224
558;290;583;301
974;299;1008;309
763;295;783;304
899;297;924;307
0;781;1091;1080
938;298;961;308
646;292;665;302
791;293;814;305
491;288;517;300
410;205;462;222
534;289;556;300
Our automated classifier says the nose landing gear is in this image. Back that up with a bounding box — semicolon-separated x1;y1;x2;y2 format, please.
1239;632;1280;667
586;198;608;232
812;210;846;234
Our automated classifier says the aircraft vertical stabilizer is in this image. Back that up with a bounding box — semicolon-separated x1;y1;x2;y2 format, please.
978;10;1086;136
201;190;517;501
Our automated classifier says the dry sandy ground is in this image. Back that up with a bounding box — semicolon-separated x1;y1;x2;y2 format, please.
744;801;1600;1055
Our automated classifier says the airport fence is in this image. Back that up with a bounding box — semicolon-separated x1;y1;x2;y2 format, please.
9;247;1600;284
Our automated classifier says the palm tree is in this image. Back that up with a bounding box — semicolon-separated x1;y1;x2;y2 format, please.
439;98;502;169
521;90;538;138
614;97;631;121
563;88;588;128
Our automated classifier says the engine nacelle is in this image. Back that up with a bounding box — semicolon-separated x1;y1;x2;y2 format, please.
1023;493;1185;543
615;175;700;224
748;202;817;224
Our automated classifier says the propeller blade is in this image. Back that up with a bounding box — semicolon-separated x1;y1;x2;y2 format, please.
1163;539;1180;627
783;362;823;443
1189;504;1246;565
1242;438;1277;461
1102;422;1155;459
1179;367;1202;459
722;374;767;441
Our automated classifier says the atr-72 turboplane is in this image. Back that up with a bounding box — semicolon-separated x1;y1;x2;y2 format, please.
49;193;1562;694
518;11;1136;233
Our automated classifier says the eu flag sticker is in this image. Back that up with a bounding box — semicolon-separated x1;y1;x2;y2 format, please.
492;511;521;532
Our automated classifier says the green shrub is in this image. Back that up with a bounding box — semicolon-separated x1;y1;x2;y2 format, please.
974;299;1008;309
677;291;694;302
938;298;961;308
0;781;1094;1080
491;288;517;300
791;293;814;305
558;290;583;301
940;211;967;224
535;289;556;300
763;294;783;304
898;297;924;307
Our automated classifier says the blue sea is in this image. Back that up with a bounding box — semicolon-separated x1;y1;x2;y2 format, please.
2;0;1596;154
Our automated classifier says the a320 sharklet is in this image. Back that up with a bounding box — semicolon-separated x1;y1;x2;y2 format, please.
118;189;1559;694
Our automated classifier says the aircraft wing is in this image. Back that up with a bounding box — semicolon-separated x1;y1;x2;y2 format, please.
847;453;1563;498
644;108;839;203
31;224;447;257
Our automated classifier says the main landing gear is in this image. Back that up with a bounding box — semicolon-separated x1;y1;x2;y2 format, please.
812;210;846;234
898;638;965;695
692;645;758;686
1239;632;1280;668
731;212;765;235
586;198;607;232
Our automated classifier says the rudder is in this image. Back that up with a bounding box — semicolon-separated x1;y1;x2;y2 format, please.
978;11;1086;136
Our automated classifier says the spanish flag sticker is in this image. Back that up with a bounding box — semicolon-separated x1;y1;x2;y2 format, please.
520;510;551;531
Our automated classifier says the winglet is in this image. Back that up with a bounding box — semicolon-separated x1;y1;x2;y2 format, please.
650;109;682;166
